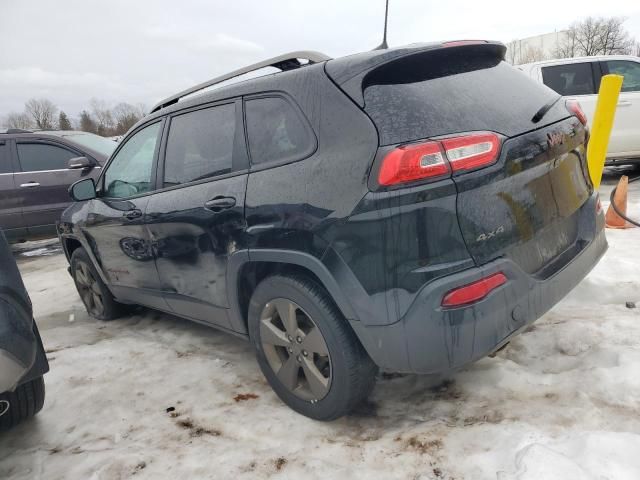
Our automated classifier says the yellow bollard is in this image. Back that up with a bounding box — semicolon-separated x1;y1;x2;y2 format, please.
586;74;623;190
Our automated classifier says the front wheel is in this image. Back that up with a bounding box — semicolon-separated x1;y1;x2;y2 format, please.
248;275;377;421
70;247;122;320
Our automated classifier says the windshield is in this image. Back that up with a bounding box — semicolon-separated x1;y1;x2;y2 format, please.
63;133;117;158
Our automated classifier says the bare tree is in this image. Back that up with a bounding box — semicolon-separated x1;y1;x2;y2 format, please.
24;98;58;129
556;16;635;58
90;98;115;136
5;112;33;130
112;102;143;135
519;46;546;64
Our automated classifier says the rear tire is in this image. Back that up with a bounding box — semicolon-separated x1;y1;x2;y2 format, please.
0;376;45;432
248;274;377;421
71;247;122;320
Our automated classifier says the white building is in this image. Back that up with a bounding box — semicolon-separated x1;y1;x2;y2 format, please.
506;31;568;65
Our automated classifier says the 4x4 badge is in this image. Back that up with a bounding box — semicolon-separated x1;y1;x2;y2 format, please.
476;226;505;242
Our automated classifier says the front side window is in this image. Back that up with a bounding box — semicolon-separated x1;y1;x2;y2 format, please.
16;143;78;172
245;96;313;165
163;103;235;187
541;63;596;96
103;122;161;198
604;60;640;92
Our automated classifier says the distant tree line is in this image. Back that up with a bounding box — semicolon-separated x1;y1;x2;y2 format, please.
4;98;147;136
508;16;640;65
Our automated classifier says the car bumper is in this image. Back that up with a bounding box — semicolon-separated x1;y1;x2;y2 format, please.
0;322;49;393
351;209;607;374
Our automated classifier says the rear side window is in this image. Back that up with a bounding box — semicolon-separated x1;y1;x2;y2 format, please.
164;103;235;186
541;63;596;96
16;143;78;172
245;97;313;165
603;60;640;92
0;143;10;174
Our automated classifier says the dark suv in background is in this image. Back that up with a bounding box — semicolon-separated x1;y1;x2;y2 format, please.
59;41;606;420
0;129;115;242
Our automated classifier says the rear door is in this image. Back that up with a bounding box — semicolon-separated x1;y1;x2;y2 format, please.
145;100;248;329
79;120;167;310
0;139;26;240
601;59;640;156
14;139;92;234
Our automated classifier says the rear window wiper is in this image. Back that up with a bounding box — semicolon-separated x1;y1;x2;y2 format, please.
531;96;562;124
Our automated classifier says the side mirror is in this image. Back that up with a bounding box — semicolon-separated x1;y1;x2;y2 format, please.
68;156;93;170
69;178;96;201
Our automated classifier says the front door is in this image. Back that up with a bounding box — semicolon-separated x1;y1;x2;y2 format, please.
145;101;248;329
0;140;25;240
602;59;640;157
14;139;95;235
80;120;167;310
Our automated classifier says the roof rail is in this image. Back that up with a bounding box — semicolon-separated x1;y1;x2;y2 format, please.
150;50;331;113
5;128;33;134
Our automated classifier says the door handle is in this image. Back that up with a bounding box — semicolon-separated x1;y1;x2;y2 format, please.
123;209;142;220
204;196;236;212
618;100;632;107
20;182;40;188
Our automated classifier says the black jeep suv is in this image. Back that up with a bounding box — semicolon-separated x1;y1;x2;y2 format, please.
59;41;606;420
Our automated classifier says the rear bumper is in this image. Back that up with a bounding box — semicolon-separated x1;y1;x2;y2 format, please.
351;201;607;374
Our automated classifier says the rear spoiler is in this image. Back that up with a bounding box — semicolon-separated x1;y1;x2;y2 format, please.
325;41;506;107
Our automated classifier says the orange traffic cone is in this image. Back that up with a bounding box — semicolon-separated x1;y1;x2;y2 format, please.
605;175;632;229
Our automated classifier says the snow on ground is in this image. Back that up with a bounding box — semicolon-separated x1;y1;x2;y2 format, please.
1;174;640;480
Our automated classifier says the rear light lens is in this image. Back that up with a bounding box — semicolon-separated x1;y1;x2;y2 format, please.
441;133;501;173
566;99;588;126
441;272;507;308
378;141;450;186
377;132;501;186
442;40;487;47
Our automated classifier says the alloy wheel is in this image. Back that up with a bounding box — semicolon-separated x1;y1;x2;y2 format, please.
74;261;104;316
259;298;332;401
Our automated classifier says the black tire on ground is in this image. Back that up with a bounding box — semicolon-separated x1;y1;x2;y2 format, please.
70;247;122;321
0;376;45;432
248;274;378;421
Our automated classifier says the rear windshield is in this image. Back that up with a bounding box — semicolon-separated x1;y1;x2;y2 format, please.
363;51;561;146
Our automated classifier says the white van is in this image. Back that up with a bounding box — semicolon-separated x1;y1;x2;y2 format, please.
518;56;640;163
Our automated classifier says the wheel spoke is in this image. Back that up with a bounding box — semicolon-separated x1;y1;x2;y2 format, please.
92;292;103;312
301;358;329;398
302;327;328;356
76;268;88;286
90;281;101;294
260;319;290;347
277;355;300;391
273;299;298;336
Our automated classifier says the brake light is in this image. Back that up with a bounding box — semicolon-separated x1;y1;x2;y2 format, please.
441;133;501;173
378;132;501;186
441;272;507;308
378;141;450;186
566;99;588;126
442;40;487;47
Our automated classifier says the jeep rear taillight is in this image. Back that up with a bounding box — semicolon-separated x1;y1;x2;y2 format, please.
378;141;450;186
377;132;501;186
566;99;588;126
441;133;501;173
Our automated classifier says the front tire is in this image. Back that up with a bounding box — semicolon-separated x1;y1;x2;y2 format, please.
248;275;377;421
70;247;122;320
0;377;45;431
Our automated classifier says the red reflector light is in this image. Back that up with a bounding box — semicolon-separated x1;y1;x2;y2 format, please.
378;141;450;186
566;99;588;126
441;272;507;308
441;133;500;173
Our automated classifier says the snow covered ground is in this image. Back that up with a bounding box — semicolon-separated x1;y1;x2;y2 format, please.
1;174;640;480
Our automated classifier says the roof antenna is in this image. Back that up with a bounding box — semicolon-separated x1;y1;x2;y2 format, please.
374;0;390;50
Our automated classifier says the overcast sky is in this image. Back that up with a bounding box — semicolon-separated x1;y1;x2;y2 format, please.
2;0;639;120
